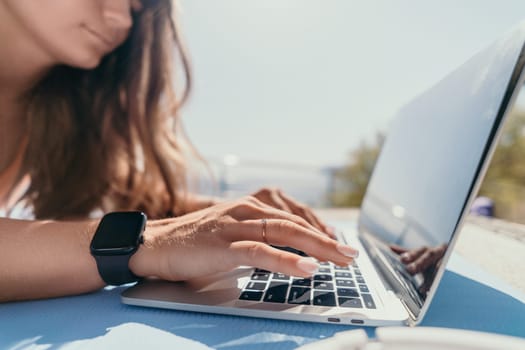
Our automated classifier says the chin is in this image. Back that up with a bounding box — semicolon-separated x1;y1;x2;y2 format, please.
62;51;105;70
75;56;103;70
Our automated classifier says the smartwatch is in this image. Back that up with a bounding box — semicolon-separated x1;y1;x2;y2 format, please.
90;211;147;285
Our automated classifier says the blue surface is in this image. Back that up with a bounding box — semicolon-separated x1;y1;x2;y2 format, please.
1;263;524;349
422;270;524;335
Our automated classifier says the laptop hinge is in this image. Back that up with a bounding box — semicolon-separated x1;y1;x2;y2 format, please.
358;232;422;322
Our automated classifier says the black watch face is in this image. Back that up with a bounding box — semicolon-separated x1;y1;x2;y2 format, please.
91;212;146;251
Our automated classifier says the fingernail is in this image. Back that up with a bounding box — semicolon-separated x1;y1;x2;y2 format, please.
400;253;410;261
297;257;319;274
337;244;359;258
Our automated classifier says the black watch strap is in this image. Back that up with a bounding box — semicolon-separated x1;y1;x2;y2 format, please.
94;254;141;286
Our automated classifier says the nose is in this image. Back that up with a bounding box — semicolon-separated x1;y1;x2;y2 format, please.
102;0;133;34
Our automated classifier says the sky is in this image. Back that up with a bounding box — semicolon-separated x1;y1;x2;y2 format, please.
178;0;525;168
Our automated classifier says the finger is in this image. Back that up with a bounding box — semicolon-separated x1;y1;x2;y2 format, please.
270;191;292;212
278;191;330;234
241;192;328;237
303;209;335;239
289;201;327;235
229;241;321;278
256;189;293;213
282;204;331;239
390;245;408;255
408;248;443;274
230;201;325;238
400;247;427;263
226;219;358;266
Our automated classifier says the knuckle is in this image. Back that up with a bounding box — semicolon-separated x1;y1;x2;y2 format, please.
258;187;280;198
238;202;255;211
230;200;256;215
297;206;307;214
245;195;262;206
215;215;233;228
245;242;263;261
258;187;272;195
276;252;287;268
276;220;294;234
260;186;275;194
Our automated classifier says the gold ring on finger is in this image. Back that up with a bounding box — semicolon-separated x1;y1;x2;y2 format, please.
261;218;268;244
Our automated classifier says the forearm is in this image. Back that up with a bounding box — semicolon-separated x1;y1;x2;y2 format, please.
0;218;104;302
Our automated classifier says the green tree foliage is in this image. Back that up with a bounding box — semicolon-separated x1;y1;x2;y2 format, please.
329;106;525;222
478;107;525;223
329;133;384;207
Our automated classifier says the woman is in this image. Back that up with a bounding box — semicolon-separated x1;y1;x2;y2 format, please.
0;0;358;302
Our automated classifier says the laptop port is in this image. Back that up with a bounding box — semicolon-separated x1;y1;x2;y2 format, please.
351;319;364;324
327;317;341;323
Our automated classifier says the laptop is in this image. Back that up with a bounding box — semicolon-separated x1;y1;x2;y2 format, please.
122;22;525;326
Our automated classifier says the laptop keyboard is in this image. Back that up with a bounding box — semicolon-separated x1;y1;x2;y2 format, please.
239;261;376;309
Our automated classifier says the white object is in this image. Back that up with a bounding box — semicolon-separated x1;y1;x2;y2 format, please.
297;327;525;350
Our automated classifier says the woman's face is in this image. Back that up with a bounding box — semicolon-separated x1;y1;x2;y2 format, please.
2;0;141;69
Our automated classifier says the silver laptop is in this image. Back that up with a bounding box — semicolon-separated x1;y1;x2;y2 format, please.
122;22;525;327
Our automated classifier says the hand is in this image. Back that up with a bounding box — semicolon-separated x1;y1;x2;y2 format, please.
390;244;447;274
130;196;358;281
251;188;335;238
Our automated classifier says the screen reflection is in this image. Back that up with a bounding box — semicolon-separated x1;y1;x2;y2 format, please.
358;24;525;317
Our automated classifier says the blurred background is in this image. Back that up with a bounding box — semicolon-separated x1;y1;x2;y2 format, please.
178;0;525;224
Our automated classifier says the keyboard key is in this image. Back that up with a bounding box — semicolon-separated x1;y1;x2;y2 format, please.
318;267;331;273
263;282;289;303
292;278;312;287
288;287;311;305
356;276;366;284
245;281;266;291
334;266;349;271
336;279;356;288
251;272;270;281
359;284;369;293
362;294;376;309
313;281;334;290
272;273;290;281
337;288;359;298
335;272;352;279
319;262;330;267
313;274;333;281
239;291;263;301
339;297;363;308
255;268;270;273
313;291;336;306
354;269;362;275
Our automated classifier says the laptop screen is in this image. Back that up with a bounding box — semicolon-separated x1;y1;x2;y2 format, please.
358;24;525;319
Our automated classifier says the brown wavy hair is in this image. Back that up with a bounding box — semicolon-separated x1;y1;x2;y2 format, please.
18;0;192;219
